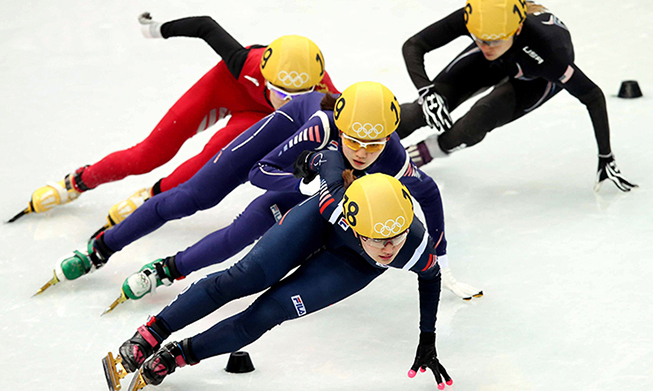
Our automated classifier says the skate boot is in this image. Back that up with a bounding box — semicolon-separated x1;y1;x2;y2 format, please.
440;266;483;301
9;166;89;222
118;317;171;373
102;257;184;315
102;317;171;391
91;187;152;239
124;257;182;299
405;138;449;168
140;339;200;386
33;232;115;296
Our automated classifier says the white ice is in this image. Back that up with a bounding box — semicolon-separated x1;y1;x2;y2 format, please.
1;1;651;390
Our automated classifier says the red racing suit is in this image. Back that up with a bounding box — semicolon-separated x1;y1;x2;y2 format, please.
79;16;338;193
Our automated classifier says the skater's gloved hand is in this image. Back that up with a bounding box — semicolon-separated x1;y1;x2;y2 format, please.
298;175;321;196
418;85;452;135
441;267;483;300
138;12;163;38
408;332;452;390
293;150;319;184
594;154;638;192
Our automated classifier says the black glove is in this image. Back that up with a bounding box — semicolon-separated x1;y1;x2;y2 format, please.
293;150;319;184
408;332;452;390
418;85;452;135
594;154;638;192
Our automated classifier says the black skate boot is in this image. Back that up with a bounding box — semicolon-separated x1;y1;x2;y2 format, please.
119;317;171;373
141;339;200;386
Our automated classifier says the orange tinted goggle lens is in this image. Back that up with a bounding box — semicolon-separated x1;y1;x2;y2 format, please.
360;229;410;248
342;136;386;153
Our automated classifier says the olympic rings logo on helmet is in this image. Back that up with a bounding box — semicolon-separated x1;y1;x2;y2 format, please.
351;122;384;139
277;71;310;88
374;216;406;236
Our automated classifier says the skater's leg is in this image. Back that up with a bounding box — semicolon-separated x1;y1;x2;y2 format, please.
157;111;266;192
397;44;506;139
189;250;385;360
81;64;231;189
438;78;560;151
174;191;307;276
155;197;327;332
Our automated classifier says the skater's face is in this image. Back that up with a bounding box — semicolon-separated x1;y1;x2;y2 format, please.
267;81;315;109
358;229;409;265
471;25;522;61
340;133;387;170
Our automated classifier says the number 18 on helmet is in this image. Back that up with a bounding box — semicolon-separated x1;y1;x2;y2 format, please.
343;174;414;240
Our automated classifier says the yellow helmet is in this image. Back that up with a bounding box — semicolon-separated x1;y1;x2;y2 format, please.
464;0;527;41
260;35;325;91
334;81;401;140
343;174;414;239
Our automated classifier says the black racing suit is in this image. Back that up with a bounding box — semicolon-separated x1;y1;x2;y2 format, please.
399;8;612;157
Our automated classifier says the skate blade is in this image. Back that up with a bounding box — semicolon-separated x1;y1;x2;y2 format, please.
102;352;129;391
101;292;128;316
461;291;483;301
32;271;60;297
126;368;147;391
7;208;31;223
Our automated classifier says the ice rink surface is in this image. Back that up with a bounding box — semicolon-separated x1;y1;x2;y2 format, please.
1;1;651;390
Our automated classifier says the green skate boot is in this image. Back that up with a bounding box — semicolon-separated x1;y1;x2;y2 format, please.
33;232;115;296
102;257;182;315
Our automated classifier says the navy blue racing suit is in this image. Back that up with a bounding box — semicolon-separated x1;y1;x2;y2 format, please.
101;92;330;254
156;192;442;361
165;100;447;277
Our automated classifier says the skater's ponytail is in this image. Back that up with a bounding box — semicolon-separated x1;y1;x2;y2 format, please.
320;93;338;111
526;1;547;14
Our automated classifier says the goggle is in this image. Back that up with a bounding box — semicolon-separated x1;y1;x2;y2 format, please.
360;229;410;249
266;81;315;101
470;33;511;47
341;132;388;153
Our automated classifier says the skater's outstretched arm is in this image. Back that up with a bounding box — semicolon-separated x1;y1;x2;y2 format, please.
141;13;251;78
